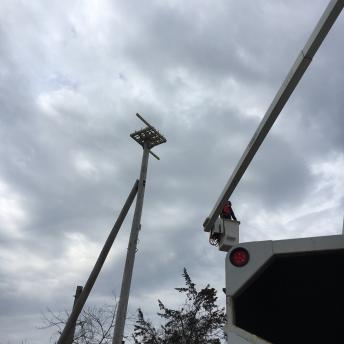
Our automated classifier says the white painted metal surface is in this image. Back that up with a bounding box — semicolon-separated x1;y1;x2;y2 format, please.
226;235;344;297
226;240;273;297
211;218;240;251
226;325;272;344
225;234;344;343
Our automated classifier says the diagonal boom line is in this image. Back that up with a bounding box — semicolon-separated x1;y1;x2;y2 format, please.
203;0;344;233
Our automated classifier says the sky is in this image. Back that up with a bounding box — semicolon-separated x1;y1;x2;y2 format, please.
0;0;343;343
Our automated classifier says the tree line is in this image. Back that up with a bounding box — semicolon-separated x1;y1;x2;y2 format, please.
41;269;226;343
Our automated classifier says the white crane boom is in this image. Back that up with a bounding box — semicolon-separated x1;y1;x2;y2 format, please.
203;0;344;233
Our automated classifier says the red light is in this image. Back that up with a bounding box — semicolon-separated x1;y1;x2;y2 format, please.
230;247;249;267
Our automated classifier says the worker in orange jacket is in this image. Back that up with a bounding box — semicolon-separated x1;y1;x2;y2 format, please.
221;201;237;221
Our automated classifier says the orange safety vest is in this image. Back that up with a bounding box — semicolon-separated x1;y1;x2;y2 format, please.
223;204;231;215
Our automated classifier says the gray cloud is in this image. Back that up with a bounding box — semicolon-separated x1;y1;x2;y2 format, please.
0;0;343;342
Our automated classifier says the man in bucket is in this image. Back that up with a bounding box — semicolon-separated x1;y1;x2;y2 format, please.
221;200;237;221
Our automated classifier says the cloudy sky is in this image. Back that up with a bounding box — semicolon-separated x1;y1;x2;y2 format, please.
1;0;343;342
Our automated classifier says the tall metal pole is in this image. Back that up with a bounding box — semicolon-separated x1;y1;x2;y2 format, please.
65;285;83;344
203;0;344;233
58;180;139;344
112;143;150;344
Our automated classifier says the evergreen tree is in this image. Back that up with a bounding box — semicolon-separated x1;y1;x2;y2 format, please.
132;268;226;344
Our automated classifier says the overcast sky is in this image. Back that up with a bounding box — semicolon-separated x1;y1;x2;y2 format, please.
1;0;343;343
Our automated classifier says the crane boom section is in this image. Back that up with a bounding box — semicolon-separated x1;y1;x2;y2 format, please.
203;0;344;233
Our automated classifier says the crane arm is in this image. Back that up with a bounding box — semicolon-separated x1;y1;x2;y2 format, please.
203;0;344;233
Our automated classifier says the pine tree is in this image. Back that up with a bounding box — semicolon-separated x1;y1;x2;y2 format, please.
132;268;226;344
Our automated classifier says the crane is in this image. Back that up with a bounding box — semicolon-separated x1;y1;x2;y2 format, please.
203;0;344;248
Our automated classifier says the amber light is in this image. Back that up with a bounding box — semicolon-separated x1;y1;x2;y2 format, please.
230;247;250;267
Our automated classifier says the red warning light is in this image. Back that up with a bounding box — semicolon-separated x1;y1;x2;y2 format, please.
230;247;249;267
